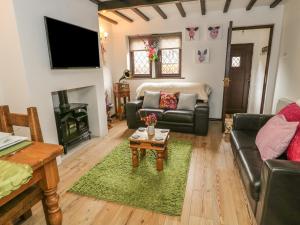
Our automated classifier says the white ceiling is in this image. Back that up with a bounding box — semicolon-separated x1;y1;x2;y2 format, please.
100;0;285;23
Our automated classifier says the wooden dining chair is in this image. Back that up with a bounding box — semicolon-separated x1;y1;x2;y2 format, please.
0;105;43;142
0;105;44;225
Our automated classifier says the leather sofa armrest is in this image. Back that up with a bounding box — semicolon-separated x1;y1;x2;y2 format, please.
233;113;273;131
125;100;143;129
194;102;209;136
256;160;300;225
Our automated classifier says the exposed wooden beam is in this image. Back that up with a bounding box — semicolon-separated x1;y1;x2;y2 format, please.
246;0;257;11
153;5;167;19
270;0;282;8
131;8;150;21
89;0;99;5
98;13;118;25
223;0;231;13
112;10;134;22
98;0;196;10
200;0;206;15
175;3;186;18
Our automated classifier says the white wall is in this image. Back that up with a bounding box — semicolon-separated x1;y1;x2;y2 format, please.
273;0;300;109
0;0;108;143
109;6;284;118
232;29;270;114
0;0;31;112
99;20;115;108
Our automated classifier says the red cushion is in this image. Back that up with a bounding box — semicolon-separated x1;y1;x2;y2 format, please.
287;129;300;161
278;103;300;161
159;92;178;110
278;103;300;122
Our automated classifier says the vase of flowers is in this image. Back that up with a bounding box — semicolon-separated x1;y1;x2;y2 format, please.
141;113;157;136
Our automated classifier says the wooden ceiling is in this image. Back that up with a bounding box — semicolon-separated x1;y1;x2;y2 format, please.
94;0;283;25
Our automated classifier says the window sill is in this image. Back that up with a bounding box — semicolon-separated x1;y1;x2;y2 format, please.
128;77;185;80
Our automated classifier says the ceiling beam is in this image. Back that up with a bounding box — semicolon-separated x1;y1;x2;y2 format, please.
270;0;282;8
223;0;231;13
131;8;150;21
175;3;186;17
98;0;196;10
246;0;257;11
98;13;118;25
200;0;206;15
112;10;134;22
153;5;167;19
89;0;99;5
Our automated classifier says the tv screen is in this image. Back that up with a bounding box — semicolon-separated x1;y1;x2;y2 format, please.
45;17;100;69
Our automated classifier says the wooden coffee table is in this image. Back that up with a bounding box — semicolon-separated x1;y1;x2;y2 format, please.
129;128;170;171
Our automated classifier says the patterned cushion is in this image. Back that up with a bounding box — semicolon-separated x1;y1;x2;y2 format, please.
159;92;178;110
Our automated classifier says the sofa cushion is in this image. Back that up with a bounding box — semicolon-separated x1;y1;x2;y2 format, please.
177;93;197;111
138;109;164;121
231;130;257;150
142;91;160;109
256;114;298;161
159;92;178;110
236;148;263;201
163;110;194;123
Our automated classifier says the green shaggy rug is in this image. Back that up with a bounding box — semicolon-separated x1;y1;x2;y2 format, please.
69;139;192;216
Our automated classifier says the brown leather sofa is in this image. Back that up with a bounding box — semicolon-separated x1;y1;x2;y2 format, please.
230;113;300;225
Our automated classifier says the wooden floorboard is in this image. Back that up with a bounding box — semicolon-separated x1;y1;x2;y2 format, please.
22;121;256;225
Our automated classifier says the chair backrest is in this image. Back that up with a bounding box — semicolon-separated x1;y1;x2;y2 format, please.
0;105;43;142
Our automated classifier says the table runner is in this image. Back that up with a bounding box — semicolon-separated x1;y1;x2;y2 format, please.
0;160;33;199
0;141;32;158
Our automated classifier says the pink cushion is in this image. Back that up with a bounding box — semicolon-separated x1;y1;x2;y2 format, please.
255;114;299;161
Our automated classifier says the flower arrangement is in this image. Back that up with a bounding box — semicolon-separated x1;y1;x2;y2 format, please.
143;38;159;61
141;113;157;126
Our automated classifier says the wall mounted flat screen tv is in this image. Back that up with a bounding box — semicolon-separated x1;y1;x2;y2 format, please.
45;17;100;69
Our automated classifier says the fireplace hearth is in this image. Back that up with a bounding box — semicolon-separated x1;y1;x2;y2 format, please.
54;90;91;154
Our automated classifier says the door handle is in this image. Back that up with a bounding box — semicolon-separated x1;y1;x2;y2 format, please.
223;77;231;87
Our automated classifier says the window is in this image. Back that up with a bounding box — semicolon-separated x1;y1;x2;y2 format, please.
129;33;182;78
231;56;241;68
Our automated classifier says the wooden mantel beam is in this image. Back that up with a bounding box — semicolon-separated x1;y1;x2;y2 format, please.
246;0;257;11
200;0;206;15
270;0;282;8
153;5;167;19
98;13;118;25
223;0;231;13
175;3;186;18
98;0;196;10
131;8;150;21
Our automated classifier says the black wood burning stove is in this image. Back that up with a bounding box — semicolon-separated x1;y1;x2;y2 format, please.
54;90;91;154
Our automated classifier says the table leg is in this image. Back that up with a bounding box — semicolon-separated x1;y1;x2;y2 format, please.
42;187;62;225
140;148;146;158
131;148;139;167
40;160;62;225
156;151;164;171
164;147;168;160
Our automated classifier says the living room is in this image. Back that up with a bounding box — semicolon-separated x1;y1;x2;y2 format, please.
0;0;300;225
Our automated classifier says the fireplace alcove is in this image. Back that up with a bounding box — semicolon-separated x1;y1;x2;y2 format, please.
51;86;98;153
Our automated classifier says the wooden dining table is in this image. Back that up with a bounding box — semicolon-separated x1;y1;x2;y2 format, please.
0;142;63;225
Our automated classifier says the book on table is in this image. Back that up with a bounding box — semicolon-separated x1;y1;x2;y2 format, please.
0;132;28;151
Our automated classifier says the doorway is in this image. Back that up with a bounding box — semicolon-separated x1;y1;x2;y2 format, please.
226;43;253;114
222;23;274;131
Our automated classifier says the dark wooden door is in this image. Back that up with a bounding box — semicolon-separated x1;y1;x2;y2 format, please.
226;43;253;114
222;21;233;131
